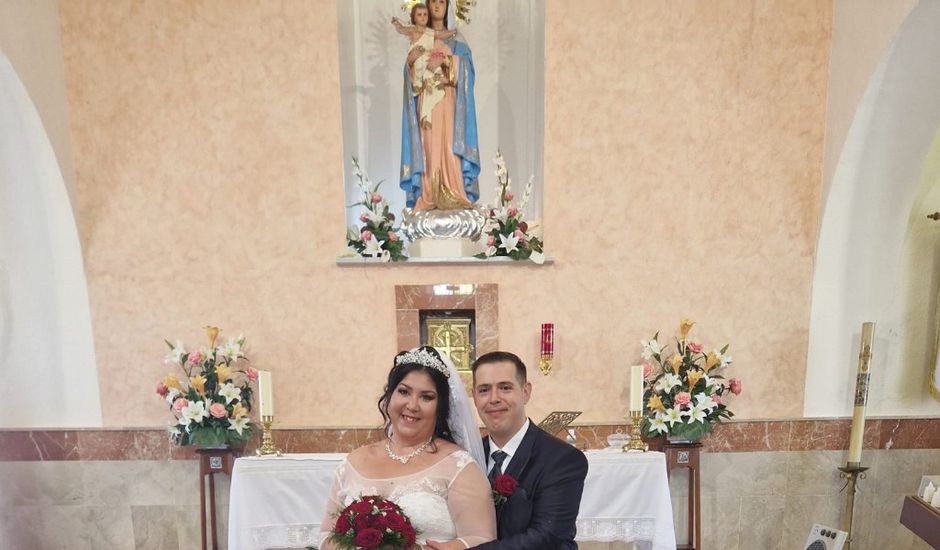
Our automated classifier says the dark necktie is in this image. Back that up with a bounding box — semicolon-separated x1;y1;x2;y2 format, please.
488;450;508;484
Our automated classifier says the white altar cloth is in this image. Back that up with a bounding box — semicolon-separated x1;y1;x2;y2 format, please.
227;449;675;550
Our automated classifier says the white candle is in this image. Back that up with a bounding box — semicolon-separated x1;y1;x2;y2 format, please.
847;322;874;465
258;370;275;417
924;482;937;503
630;365;644;413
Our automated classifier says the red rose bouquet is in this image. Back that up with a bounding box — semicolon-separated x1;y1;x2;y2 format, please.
492;474;519;506
329;495;418;549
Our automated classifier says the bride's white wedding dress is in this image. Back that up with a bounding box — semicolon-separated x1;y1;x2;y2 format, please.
318;450;496;548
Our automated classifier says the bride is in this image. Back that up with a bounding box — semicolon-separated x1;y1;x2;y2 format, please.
317;347;496;549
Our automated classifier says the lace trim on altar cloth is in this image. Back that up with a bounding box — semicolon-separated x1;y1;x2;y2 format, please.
576;517;657;544
241;518;659;550
243;523;321;550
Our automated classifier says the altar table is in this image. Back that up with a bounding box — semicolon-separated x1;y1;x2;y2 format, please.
227;449;676;550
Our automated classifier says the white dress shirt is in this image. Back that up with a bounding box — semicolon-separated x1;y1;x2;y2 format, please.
486;419;530;475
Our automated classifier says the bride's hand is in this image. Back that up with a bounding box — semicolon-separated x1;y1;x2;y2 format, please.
425;540;466;550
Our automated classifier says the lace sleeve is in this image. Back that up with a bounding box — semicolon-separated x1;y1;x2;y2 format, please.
317;462;346;550
447;458;497;547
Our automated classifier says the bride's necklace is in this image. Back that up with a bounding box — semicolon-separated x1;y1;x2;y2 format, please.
385;437;433;464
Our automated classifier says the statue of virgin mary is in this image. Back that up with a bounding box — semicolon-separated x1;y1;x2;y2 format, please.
399;0;480;212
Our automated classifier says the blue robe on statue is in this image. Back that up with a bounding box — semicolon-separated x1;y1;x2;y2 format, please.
399;34;480;208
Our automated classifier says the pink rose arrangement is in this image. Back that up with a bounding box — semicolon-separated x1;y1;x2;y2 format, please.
345;157;407;262
638;319;740;442
157;326;256;447
475;151;543;262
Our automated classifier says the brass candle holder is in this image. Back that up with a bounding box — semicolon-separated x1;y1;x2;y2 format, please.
838;462;869;550
624;410;648;452
255;415;282;456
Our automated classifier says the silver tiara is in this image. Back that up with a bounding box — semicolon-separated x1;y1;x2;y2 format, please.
395;348;450;378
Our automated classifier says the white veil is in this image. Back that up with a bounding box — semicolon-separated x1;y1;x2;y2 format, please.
433;348;486;470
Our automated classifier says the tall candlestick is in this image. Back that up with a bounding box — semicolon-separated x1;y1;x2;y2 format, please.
258;370;275;417
630;365;644;413
847;322;874;466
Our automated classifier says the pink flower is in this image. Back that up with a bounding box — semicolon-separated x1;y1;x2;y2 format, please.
674;392;692;408
371;193;382;204
712;393;722;405
186;351;203;365
359;212;369;223
486;235;496;247
388;232;399;242
518;221;529;233
514;229;527;241
246;367;259;382
729;378;743;395
172;398;189;415
156;382;169;397
503;191;514;201
688;341;703;353
209;403;227;419
642;363;653;379
361;229;373;241
507;206;519;217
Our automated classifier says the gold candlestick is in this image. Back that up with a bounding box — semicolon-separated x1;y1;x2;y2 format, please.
838;463;869;550
624;411;648;452
255;415;282;456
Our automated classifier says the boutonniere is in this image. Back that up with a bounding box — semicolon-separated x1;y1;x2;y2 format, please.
492;474;519;506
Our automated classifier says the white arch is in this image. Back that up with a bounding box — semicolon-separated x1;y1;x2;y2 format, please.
0;51;101;427
805;1;940;417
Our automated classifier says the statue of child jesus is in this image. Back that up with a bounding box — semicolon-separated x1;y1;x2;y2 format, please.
391;3;457;130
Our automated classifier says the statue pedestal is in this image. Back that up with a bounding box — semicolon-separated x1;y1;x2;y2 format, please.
409;237;479;258
401;208;485;258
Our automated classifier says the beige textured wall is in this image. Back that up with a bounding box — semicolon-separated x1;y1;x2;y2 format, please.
59;0;831;428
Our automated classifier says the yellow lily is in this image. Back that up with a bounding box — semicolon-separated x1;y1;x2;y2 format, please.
705;352;721;371
648;394;666;412
205;326;220;348
679;319;695;341
231;403;249;418
164;375;183;392
687;369;704;390
190;375;207;396
215;364;233;384
669;353;683;374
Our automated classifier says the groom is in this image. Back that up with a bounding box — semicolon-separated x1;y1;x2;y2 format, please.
462;351;588;549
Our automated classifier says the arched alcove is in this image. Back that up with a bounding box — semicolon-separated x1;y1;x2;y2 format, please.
805;0;940;416
0;52;101;427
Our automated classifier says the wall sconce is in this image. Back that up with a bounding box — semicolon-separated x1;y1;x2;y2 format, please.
539;323;554;375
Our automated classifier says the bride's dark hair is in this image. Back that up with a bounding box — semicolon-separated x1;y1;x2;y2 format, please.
378;347;456;450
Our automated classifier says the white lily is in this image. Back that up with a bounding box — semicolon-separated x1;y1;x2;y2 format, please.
493;207;510;224
164;340;186;364
228;416;250;436
713;349;733;368
694;392;717;412
180;400;209;429
641;339;662;360
687;402;708;424
648;414;669;435
218;383;241;405
484;245;497;257
219;339;242;362
498;233;519;253
662;408;684;427
654;373;681;393
703;375;721;391
529;251;545;265
363;236;386;257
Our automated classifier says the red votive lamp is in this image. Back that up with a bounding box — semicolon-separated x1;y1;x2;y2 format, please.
539;323;554;375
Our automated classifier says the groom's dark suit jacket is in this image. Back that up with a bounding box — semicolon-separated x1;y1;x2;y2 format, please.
471;421;588;550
